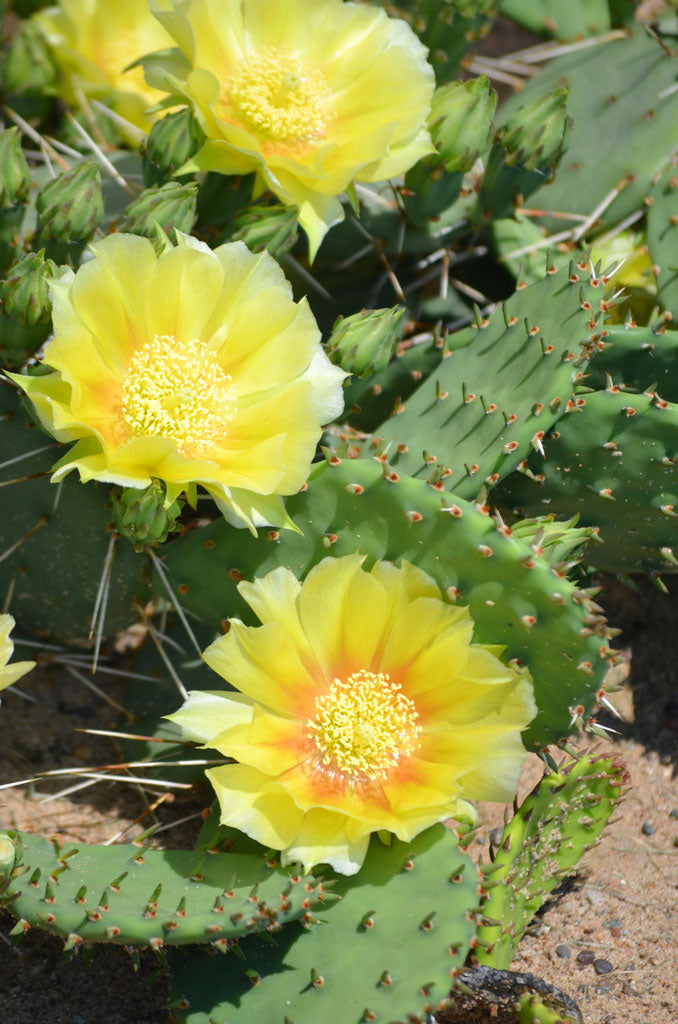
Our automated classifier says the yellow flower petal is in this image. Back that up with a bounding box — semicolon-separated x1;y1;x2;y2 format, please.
0;615;35;693
10;233;346;527
147;0;435;254
179;556;536;873
206;763;303;849
166;689;254;743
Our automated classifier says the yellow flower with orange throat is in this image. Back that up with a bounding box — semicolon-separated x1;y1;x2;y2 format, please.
146;0;436;256
0;615;35;693
7;232;346;532
168;556;536;875
34;0;174;132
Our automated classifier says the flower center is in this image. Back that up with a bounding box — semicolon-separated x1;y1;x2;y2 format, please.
229;48;331;141
307;671;422;783
121;334;237;457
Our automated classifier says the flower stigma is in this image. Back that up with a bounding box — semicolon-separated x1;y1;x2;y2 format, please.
229;48;331;140
121;334;237;456
307;670;422;784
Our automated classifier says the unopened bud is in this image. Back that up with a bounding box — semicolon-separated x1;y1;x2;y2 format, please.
118;181;198;239
430;76;496;174
0;19;57;97
36;160;103;243
110;481;184;550
142;109;205;187
0;129;31;208
327;307;405;378
230;204;299;258
0;250;58;326
500;88;570;173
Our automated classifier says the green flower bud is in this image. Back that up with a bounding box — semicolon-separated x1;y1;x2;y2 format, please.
430;76;496;174
0;250;58;326
0;832;19;893
327;307;405;378
0;128;31;208
500;88;570;173
0;19;57;97
229;203;299;258
110;481;184;550
142;109;205;187
118;181;198;239
36;160;104;243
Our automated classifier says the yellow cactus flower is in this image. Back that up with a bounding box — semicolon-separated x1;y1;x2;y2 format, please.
7;232;346;531
0;615;35;693
168;556;536;875
34;0;174;132
147;0;435;256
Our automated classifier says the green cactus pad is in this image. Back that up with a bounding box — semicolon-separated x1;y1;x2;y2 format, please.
646;156;678;319
160;459;614;748
500;0;610;39
0;829;328;948
168;824;479;1024
366;257;603;497
584;324;678;400
497;387;678;574
498;26;678;233
475;753;627;969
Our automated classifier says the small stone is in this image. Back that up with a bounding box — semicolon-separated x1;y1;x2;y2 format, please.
669;808;678;820
594;959;613;975
596;985;611;994
489;827;504;847
641;821;656;836
584;886;605;907
555;944;571;960
576;949;596;965
603;918;623;929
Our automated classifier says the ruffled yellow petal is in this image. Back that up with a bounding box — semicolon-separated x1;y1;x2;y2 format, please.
0;614;35;692
166;688;254;743
211;705;307;775
280;807;370;876
206;763;304;849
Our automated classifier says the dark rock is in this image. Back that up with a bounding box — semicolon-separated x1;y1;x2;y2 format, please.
576;949;596;965
641;821;656;836
594;959;613;975
556;944;571;959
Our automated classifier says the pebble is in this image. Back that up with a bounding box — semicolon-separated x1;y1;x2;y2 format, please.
555;944;571;959
576;949;596;965
489;827;504;847
594;959;613;975
603;918;623;930
641;821;656;836
669;808;678;820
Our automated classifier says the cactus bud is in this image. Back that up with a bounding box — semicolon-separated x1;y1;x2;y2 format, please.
500;88;570;173
0;832;19;893
0;250;58;326
0;19;57;98
110;481;184;550
36;160;103;243
229;203;299;258
118;181;198;239
430;76;496;174
142;109;205;187
326;307;405;378
0;128;31;208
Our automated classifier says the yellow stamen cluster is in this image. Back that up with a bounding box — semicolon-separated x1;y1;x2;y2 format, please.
229;48;331;141
307;670;422;782
121;334;236;457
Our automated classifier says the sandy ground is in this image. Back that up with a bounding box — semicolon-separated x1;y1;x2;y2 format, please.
0;577;676;1024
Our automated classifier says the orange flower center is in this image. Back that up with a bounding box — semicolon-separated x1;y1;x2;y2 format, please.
121;334;237;457
229;48;331;141
307;670;421;783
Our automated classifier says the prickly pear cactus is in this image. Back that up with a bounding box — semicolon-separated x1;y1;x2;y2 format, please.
167;825;479;1024
475;754;628;969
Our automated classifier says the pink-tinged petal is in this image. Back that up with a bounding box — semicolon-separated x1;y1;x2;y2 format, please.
203;620;322;718
379;597;473;682
206;763;303;849
166;689;254;744
212;706;308;776
280;807;370;876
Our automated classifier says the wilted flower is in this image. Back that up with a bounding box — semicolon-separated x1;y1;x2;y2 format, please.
147;0;435;256
7;232;345;531
169;556;536;875
0;615;35;693
34;0;174;132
